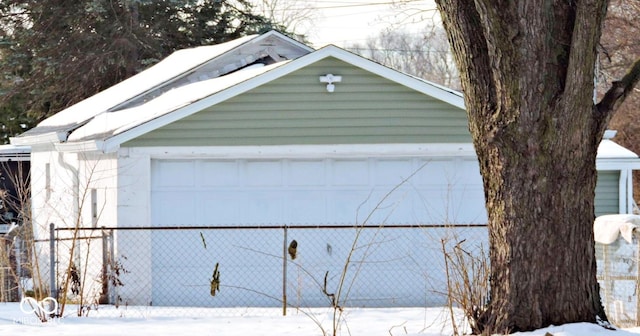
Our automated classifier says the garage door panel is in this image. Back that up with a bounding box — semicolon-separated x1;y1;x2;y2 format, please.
328;190;372;224
374;159;416;186
152;160;196;188
246;160;282;186
201;192;242;225
152;229;282;307
414;160;457;186
447;187;487;223
411;186;487;224
201;161;239;187
244;192;284;224
285;228;357;307
365;188;417;225
151;231;213;267
412;188;455;223
329;187;419;225
287;160;326;186
152;263;282;307
458;159;483;181
153;191;197;226
150;157;487;307
286;190;326;224
285;228;439;307
331;160;369;186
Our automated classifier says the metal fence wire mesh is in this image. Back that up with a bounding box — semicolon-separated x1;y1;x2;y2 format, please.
0;239;17;302
0;237;30;302
9;223;640;324
596;231;640;327
51;225;488;316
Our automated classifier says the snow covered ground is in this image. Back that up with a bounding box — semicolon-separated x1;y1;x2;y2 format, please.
1;303;640;336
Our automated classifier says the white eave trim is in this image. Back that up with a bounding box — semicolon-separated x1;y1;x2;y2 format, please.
54;140;103;153
596;158;640;170
10;131;67;146
0;144;31;161
125;143;478;159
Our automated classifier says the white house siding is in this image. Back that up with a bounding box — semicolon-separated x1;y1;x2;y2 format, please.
29;149;118;302
114;149;153;305
31;148;80;293
29;149;66;297
31;149;78;235
74;153;119;303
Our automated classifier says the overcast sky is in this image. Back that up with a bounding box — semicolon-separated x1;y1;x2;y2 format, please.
303;0;439;48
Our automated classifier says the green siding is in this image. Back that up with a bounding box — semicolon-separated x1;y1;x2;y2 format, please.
595;170;620;216
123;57;471;147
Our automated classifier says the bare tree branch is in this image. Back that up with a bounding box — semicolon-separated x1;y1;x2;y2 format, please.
597;57;640;115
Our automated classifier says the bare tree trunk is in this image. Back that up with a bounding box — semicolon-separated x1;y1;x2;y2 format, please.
480;103;606;332
435;0;640;332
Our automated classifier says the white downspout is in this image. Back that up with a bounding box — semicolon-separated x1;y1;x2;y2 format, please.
57;152;81;272
57;152;79;225
626;169;634;214
619;169;628;214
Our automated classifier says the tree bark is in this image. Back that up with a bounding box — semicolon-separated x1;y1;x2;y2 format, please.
435;0;640;333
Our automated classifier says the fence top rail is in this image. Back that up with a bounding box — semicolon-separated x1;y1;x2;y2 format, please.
53;223;487;231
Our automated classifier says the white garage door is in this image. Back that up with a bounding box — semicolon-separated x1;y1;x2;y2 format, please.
150;157;487;307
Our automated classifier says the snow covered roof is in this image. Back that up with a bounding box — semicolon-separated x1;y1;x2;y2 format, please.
66;62;289;142
38;35;257;128
12;31;312;145
595;131;640;170
598;139;639;159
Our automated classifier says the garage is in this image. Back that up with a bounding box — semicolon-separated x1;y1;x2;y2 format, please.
18;31;640;310
149;157;487;307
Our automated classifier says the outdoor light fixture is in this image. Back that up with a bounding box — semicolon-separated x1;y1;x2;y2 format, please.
319;74;342;92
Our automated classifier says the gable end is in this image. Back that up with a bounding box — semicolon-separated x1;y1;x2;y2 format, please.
123;57;472;147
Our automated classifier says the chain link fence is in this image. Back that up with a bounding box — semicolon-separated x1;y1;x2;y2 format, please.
596;231;640;327
46;224;488;316
0;237;19;301
0;236;29;302
9;222;640;325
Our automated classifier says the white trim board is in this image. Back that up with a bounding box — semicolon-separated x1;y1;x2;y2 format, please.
122;143;478;160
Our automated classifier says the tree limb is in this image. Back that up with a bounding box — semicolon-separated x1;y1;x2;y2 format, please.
435;0;496;137
564;0;608;102
597;56;640;116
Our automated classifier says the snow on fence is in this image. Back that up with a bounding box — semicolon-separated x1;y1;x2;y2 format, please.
43;224;487;317
595;214;640;328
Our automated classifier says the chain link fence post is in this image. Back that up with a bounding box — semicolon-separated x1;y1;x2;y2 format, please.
49;223;57;313
14;236;21;299
282;226;288;316
100;227;109;304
